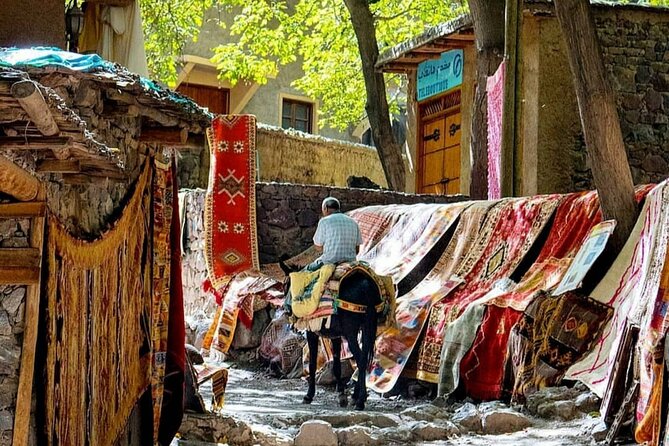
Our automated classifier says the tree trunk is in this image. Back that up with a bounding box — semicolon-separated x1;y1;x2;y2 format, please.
343;0;406;192
468;0;505;199
554;0;637;253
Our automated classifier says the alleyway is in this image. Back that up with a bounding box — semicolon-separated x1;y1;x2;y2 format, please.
174;360;631;446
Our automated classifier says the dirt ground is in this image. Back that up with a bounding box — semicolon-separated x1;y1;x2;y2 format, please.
173;358;637;446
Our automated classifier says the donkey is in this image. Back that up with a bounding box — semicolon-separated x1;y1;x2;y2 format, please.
279;259;382;410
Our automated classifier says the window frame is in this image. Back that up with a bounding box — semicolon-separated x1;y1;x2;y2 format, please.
279;94;316;134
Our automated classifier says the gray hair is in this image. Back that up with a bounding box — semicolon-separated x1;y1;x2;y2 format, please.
322;197;340;211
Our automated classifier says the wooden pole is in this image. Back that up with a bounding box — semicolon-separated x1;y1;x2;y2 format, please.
11;80;70;160
0;155;40;201
11;186;46;446
554;0;637;252
501;0;521;197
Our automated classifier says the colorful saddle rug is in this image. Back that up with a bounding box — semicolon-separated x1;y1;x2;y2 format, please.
291;261;396;332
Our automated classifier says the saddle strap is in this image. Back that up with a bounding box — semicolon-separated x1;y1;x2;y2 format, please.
336;298;385;314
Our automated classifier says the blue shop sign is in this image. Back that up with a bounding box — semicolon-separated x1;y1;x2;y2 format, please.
416;49;463;101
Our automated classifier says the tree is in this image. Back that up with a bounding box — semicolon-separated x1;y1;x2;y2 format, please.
553;0;637;252
467;0;505;199
141;0;465;190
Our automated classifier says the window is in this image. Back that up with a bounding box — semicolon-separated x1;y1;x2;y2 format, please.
281;98;313;133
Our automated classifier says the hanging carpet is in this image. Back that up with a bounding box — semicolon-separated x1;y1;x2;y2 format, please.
415;194;561;384
205;114;259;290
368;201;494;393
448;190;603;399
566;182;669;401
44;162;152;446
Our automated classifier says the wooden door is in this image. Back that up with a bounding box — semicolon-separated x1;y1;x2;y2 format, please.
418;90;462;195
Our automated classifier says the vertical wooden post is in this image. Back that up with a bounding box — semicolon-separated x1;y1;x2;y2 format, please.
12;186;46;446
501;0;521;197
406;70;419;193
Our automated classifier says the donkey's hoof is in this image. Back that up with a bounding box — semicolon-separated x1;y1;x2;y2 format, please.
338;394;348;408
302;396;313;404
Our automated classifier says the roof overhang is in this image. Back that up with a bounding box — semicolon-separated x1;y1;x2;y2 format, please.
376;15;474;74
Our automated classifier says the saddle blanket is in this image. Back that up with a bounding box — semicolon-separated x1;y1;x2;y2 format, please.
290;261;395;332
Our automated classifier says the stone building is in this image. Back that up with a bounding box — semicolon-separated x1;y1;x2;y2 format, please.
377;1;669;196
0;48;210;445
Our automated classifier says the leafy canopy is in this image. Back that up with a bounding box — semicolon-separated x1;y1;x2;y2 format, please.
140;0;466;129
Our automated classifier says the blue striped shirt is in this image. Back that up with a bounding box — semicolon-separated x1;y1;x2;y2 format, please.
313;213;362;264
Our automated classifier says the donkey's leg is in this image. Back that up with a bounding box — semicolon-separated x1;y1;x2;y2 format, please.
331;337;348;407
303;331;318;404
345;332;366;410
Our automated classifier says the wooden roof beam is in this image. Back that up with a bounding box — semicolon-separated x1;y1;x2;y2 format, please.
11;81;70;160
0;155;41;201
0;135;72;150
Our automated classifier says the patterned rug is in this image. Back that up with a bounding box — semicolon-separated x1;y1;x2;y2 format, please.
360;203;470;282
211;274;283;354
415;195;561;383
487;60;505;200
566;182;669;399
447;191;603;399
205;115;259;290
508;291;613;403
368;201;495;393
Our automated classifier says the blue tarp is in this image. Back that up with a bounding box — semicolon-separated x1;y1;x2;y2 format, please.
0;47;212;118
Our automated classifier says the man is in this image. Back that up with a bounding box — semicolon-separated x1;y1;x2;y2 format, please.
307;196;362;271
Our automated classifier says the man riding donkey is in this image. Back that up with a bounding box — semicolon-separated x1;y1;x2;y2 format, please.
281;197;395;410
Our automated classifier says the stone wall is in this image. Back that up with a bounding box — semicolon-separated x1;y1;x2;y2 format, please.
0;215;30;444
256;182;465;263
526;5;669;193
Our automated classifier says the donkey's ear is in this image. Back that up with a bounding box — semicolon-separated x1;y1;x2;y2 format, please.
279;259;293;276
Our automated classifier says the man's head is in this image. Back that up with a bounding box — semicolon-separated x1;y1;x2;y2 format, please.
321;197;341;216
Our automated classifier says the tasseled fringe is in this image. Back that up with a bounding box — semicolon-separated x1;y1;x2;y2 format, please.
45;161;153;446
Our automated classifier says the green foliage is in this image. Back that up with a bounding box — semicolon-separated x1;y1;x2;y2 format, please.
140;0;213;86
209;0;467;130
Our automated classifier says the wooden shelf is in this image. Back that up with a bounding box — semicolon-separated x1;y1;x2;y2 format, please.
0;248;41;268
0;267;40;284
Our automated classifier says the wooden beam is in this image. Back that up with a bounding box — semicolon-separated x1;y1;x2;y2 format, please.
62;173;127;185
37;159;81;173
139;127;188;145
12;187;45;446
0;202;45;218
0;135;72;150
11;81;70;160
0;268;40;284
0;248;40;268
0;155;40;201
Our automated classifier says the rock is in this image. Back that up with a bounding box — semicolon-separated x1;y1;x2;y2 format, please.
336;426;378;446
2;287;25;315
591;419;609;442
179;413;255;446
0;410;12;431
536;400;579;421
0;311;11;337
525;386;580;414
452;402;482;432
575;392;601;414
267;207;297;230
481;409;532;435
294;420;337;446
645;89;664;111
642;154;669;173
399;403;443;422
296;209;319;227
410;421;459;441
318;412;398;428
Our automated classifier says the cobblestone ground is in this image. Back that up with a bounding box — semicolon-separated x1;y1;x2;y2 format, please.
173;361;637;446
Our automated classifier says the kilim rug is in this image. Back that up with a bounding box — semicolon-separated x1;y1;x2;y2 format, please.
415;194;561;383
44;161;152;446
487;61;505;200
447;191;603;399
211;273;283;353
635;187;669;444
507;290;613;403
205;115;259;290
151;156;175;443
360;202;470;282
566;182;669;399
368;201;495;393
